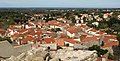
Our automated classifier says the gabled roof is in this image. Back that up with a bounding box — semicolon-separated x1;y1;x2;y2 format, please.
102;35;119;48
47;20;63;26
55;38;64;46
80;24;88;28
64;38;77;44
60;33;68;38
11;33;20;40
67;26;78;34
44;38;55;43
21;38;28;44
35;37;42;43
103;35;117;43
102;41;119;48
25;35;35;42
18;29;28;34
89;29;97;32
81;36;99;42
35;30;42;36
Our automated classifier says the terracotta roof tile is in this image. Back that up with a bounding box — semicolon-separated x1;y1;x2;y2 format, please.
25;35;35;42
67;26;78;34
11;33;20;39
21;38;28;44
102;35;119;48
48;20;63;26
60;33;68;38
80;24;88;28
89;29;97;32
64;38;77;44
81;36;99;42
35;30;42;36
44;38;55;43
80;35;87;41
55;38;64;46
18;29;28;33
102;41;119;48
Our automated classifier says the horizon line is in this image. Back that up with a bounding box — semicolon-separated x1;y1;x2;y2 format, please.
0;6;120;8
0;7;120;9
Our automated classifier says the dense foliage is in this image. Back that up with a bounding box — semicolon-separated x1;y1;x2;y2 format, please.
88;45;108;57
108;53;114;60
0;37;12;43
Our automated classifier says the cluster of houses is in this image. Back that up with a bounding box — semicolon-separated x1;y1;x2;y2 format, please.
3;19;118;47
0;12;119;61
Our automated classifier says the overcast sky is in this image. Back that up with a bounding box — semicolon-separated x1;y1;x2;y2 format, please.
0;0;120;8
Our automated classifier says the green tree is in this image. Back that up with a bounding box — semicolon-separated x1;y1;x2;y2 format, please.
111;23;120;34
98;23;108;29
117;34;120;46
108;53;114;60
0;37;12;44
4;37;12;44
88;45;108;57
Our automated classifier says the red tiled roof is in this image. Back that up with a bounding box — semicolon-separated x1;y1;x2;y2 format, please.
25;35;35;42
35;37;42;43
11;33;20;38
89;29;97;32
102;42;119;48
67;26;78;34
64;38;77;44
60;33;68;38
44;38;55;43
55;38;64;46
80;24;87;28
80;35;87;41
48;20;63;26
21;38;28;44
103;35;117;43
102;35;119;48
27;30;35;35
18;29;28;33
35;30;42;36
81;36;99;42
25;29;42;36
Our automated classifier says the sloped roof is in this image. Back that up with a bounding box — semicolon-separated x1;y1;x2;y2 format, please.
44;38;55;43
67;26;78;34
55;38;64;46
25;35;35;41
102;35;119;48
81;36;99;42
64;38;77;44
47;20;63;26
60;33;68;38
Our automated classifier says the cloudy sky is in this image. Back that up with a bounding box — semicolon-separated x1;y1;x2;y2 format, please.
0;0;120;8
